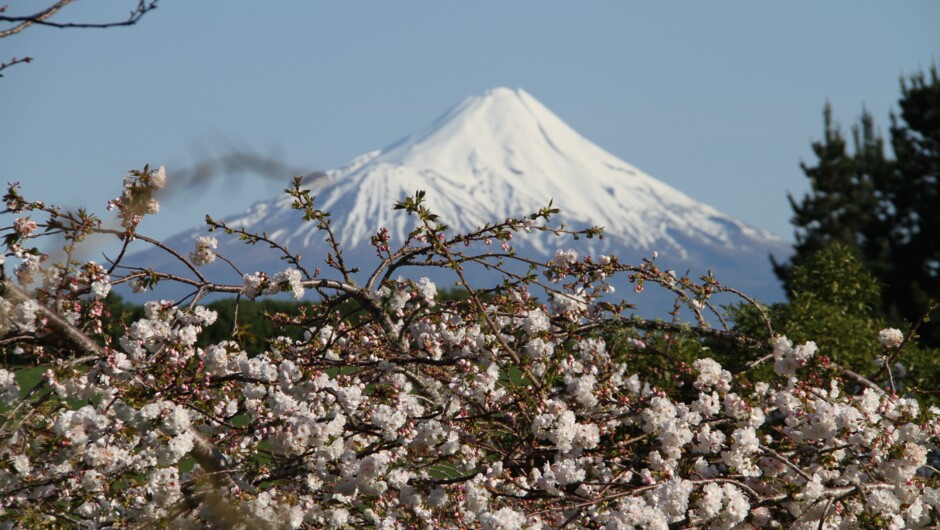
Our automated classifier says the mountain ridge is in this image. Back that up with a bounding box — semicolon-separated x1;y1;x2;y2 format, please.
142;87;790;306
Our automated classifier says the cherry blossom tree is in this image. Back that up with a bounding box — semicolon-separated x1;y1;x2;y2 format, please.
0;167;938;528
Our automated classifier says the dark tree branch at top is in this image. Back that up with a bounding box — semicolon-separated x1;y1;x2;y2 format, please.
0;1;159;78
0;1;159;38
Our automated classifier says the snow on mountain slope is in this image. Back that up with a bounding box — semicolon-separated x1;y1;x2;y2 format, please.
148;87;790;303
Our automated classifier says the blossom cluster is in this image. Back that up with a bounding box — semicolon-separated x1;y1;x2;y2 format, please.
106;165;167;231
242;267;306;300
190;236;219;266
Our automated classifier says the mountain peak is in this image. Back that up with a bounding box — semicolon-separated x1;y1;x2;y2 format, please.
275;87;780;263
147;88;789;303
377;87;594;174
480;86;524;98
475;86;538;109
455;86;553;129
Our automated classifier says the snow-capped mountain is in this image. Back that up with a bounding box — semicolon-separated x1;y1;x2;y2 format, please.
141;87;790;305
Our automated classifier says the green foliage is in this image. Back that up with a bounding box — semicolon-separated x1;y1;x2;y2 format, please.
198;298;314;353
777;64;940;347
772;243;883;369
104;293;145;342
744;243;940;402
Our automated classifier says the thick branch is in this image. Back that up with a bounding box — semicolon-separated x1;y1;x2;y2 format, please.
1;280;102;357
0;0;72;38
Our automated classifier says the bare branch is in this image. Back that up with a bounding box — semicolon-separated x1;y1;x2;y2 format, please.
0;1;158;38
0;55;32;77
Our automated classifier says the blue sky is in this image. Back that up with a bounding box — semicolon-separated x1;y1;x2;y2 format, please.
2;1;938;242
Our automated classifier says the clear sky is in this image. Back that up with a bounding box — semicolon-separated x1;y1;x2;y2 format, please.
2;1;938;242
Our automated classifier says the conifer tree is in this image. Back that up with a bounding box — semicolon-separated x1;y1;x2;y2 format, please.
773;104;887;291
777;65;940;346
882;66;940;345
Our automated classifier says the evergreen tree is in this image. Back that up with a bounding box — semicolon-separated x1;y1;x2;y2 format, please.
882;66;940;344
777;65;940;346
773;104;888;290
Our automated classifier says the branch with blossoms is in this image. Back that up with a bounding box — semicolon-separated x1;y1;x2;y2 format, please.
0;166;938;528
